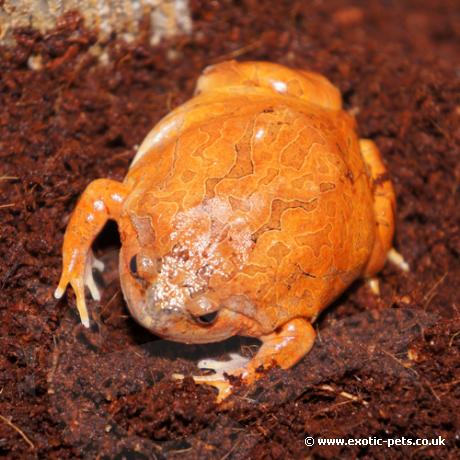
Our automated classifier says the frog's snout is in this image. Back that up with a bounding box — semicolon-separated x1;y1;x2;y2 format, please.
121;235;237;341
142;281;240;343
146;277;218;321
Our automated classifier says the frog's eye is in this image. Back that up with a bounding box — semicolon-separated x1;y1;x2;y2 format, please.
129;252;160;281
129;255;138;276
194;311;218;326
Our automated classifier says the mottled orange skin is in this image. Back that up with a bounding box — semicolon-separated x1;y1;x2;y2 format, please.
56;61;395;400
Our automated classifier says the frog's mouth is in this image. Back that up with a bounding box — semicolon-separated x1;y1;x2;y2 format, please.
146;306;246;344
126;297;260;344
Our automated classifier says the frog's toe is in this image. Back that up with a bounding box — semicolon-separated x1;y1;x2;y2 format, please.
54;284;65;300
366;277;380;296
194;354;250;401
366;249;409;296
86;274;101;301
172;372;233;401
387;248;410;272
92;256;105;272
172;355;248;402
197;353;250;373
84;250;104;301
84;262;101;301
192;373;234;402
54;264;91;327
73;280;91;328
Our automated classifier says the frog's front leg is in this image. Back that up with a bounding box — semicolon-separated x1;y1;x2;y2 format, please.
54;179;129;327
188;318;316;402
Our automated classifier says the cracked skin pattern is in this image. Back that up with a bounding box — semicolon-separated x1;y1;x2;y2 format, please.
55;61;395;400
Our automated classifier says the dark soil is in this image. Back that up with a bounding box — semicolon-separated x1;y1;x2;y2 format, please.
1;1;459;458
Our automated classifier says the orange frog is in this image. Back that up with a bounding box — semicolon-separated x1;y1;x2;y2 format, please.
55;61;407;400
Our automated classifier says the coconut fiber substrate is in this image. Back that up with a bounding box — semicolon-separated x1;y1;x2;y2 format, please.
1;0;459;458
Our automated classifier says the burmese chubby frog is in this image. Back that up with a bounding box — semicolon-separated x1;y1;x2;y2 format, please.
55;61;399;400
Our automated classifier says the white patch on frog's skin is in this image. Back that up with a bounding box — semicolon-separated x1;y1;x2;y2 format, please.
271;80;288;94
131;114;184;166
111;192;124;203
176;198;252;265
151;232;224;313
93;199;105;211
255;127;265;140
149;246;210;312
150;198;253;313
192;296;214;313
229;217;253;269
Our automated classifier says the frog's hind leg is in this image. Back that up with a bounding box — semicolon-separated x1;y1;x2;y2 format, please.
360;140;408;287
195;60;342;110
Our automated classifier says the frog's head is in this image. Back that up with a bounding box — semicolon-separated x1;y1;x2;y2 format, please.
118;198;257;344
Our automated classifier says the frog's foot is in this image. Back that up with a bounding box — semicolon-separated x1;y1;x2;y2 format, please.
172;354;249;402
174;318;316;402
387;248;410;272
192;353;251;401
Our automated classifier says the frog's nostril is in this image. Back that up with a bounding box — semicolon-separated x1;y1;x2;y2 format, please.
194;311;218;325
